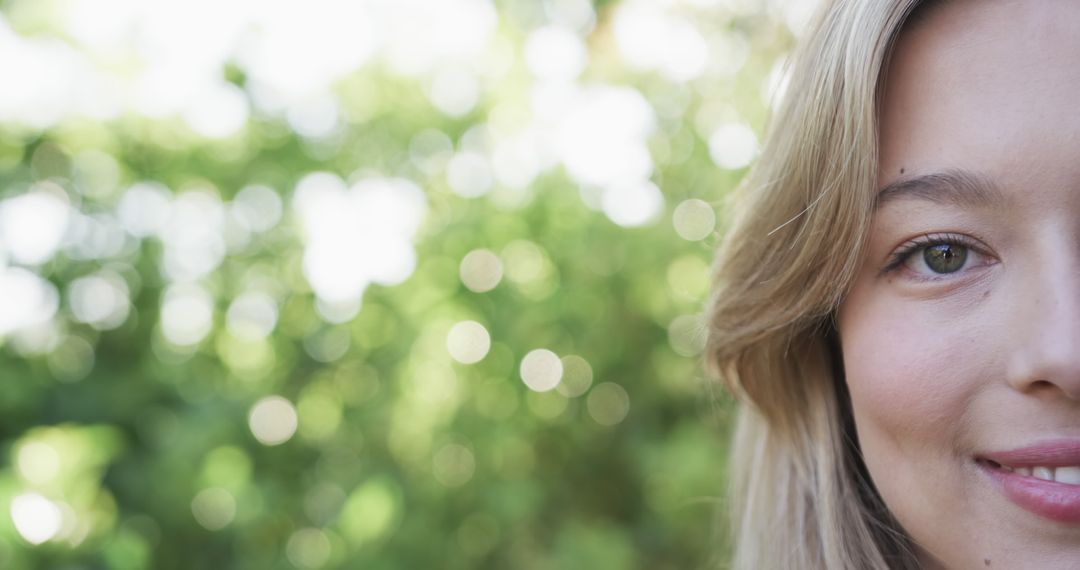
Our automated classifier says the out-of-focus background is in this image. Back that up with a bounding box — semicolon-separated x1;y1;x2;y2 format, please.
0;0;814;567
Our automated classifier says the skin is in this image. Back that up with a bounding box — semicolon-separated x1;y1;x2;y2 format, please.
837;0;1080;567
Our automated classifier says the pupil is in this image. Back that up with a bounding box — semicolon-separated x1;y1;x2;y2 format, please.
923;244;967;274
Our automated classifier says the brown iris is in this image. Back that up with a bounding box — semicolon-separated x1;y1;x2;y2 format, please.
923;244;967;274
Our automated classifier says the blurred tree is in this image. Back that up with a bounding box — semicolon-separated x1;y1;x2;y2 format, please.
0;0;806;567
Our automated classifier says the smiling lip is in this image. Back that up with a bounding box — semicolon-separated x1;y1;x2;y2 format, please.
978;440;1080;524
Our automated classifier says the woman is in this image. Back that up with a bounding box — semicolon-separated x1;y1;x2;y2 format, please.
707;0;1080;567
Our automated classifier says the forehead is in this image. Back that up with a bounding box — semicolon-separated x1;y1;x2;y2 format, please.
878;0;1080;203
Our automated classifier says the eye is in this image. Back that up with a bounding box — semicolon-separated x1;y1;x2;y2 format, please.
882;232;995;280
915;243;968;274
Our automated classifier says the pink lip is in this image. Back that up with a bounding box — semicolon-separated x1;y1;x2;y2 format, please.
980;440;1080;467
978;440;1080;524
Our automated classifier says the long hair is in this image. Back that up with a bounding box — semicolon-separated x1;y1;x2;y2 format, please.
705;1;937;567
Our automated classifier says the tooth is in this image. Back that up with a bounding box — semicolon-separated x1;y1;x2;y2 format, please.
1056;467;1080;485
1016;466;1032;476
1034;466;1055;481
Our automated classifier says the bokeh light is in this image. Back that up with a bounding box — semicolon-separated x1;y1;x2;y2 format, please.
446;320;492;364
459;249;504;293
0;266;59;336
16;442;60;485
190;488;237;531
117;182;172;238
231;185;284;233
524;26;587;81
446;151;494;198
672;199;717;241
556;355;594;397
614;1;709;81
226;291;279;340
668;314;708;357
67;271;131;330
602;180;665;228
286;528;333;569
708;122;759;170
433;443;477;487
587;382;631;426
11;493;63;545
520;348;563;392
338;476;402;546
0;0;800;565
46;335;95;382
0;187;69;265
295;173;427;307
526;389;568;419
556;85;655;190
428;67;480;117
160;284;214;346
248;396;299;446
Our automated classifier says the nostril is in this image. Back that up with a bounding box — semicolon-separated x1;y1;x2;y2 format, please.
1029;378;1080;401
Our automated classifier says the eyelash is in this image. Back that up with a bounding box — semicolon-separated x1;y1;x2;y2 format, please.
880;232;989;278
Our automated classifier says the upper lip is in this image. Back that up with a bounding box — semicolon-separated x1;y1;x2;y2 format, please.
978;439;1080;467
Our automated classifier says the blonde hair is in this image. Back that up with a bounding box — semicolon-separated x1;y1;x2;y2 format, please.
706;1;938;568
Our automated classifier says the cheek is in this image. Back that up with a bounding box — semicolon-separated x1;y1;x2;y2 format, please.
837;289;1004;557
838;295;988;452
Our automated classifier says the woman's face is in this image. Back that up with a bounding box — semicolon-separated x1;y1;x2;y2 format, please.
837;0;1080;567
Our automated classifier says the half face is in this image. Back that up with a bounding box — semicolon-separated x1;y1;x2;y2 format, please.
837;0;1080;567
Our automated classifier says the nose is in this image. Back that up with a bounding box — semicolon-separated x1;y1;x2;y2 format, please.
1006;253;1080;400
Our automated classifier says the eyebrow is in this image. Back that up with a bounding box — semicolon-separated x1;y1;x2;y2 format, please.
874;168;1007;210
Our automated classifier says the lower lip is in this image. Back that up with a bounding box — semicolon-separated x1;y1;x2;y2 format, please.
979;462;1080;523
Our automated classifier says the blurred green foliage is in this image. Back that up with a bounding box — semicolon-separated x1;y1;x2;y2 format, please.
0;0;800;567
